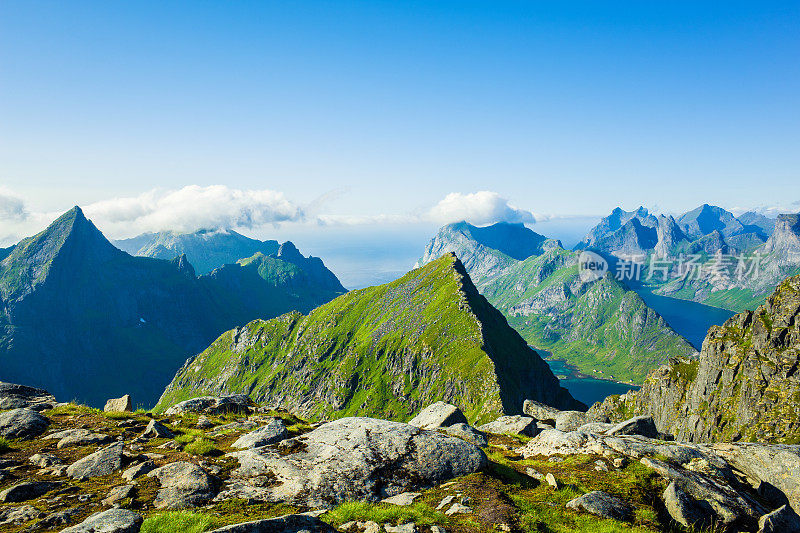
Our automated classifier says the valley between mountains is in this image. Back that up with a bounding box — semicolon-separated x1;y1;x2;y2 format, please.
0;205;799;532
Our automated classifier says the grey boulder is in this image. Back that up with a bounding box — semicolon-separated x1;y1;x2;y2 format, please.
442;423;487;447
566;491;633;521
142;419;174;439
219;417;486;507
147;461;218;509
663;481;712;529
554;411;588;432
67;442;124;479
46;428;112;449
478;415;538;437
0;408;50;439
605;416;658;438
522;399;561;422
60;508;143;533
408;402;468;430
208;514;335;533
759;505;800;533
0;381;57;411
232;418;289;449
104;395;132;413
0;481;62;503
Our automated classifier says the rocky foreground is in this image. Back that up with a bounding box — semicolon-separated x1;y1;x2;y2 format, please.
0;384;798;532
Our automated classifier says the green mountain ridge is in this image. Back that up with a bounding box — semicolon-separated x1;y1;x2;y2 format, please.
417;222;696;384
157;253;583;424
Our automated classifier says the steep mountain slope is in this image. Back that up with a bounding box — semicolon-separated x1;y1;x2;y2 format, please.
415;222;560;285
0;208;229;407
589;273;800;444
114;230;279;275
157;254;583;423
575;207;657;250
677;203;746;240
480;249;696;383
0;208;346;407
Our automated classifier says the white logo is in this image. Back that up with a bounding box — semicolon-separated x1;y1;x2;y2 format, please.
578;251;608;282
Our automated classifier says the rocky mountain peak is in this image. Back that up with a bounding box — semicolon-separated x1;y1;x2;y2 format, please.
277;240;304;261
764;214;800;258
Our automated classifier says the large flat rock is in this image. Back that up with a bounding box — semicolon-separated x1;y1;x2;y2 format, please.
218;417;487;507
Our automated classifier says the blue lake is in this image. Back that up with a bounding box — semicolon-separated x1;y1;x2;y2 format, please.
544;358;639;407
632;290;734;349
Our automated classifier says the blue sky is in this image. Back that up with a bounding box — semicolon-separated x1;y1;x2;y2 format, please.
1;2;799;270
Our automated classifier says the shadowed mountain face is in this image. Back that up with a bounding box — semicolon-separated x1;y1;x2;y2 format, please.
0;208;345;407
158;254;583;423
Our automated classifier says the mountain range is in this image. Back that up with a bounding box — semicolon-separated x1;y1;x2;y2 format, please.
577;205;800;311
158;253;583;423
417;221;696;384
0;207;345;407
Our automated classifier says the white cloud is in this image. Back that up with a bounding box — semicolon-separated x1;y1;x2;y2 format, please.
427;191;537;225
730;202;800;218
83;185;305;238
0;189;28;222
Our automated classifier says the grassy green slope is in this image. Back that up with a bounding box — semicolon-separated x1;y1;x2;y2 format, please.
157;254;579;423
480;249;696;384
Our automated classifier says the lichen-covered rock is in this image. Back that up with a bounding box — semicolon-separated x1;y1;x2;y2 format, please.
147;461;218;509
605;416;658;438
441;423;487;447
66;442;124;479
218;417;486;507
566;491;633;521
0;381;57;411
408;402;468;429
0;481;62;503
589;274;800;444
758;505;800;533
0;408;49;439
232;418;288;449
60;508;143;533
522;399;562;422
46;428;112;449
141;419;174;439
104;395;132;413
554;411;588;432
478;415;538;437
663;481;712;529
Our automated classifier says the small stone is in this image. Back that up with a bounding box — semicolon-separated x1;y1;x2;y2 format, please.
612;457;626;468
60;508;143;533
339;521;356;531
66;442;124;479
436;495;456;510
430;527;447;533
122;460;155;482
445;503;473;516
231;418;289;449
197;416;214;429
29;453;62;468
362;520;381;533
548;457;564;463
142;419;174;439
0;481;62;503
104;395;133;413
594;460;609;472
545;473;558;488
0;504;43;525
385;523;416;533
381;492;421;506
525;467;544;480
566;491;633;521
102;484;136;506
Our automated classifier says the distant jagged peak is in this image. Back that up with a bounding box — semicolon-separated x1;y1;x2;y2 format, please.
677;203;744;240
277;240;304;261
764;213;800;258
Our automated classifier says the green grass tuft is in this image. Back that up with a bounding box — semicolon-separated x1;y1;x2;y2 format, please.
141;511;214;533
0;436;13;454
323;501;449;527
183;438;217;456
